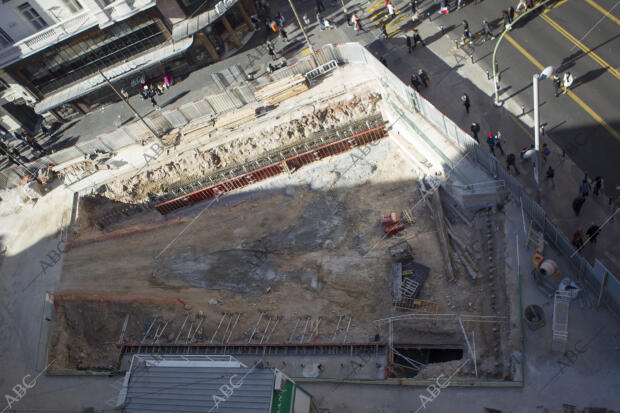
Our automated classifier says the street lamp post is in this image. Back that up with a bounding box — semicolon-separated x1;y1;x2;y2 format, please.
533;73;541;202
98;69;160;140
491;0;554;105
287;0;314;54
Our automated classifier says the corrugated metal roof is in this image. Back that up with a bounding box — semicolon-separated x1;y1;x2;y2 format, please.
122;365;275;412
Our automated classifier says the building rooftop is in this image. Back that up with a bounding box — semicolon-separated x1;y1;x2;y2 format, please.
118;355;276;412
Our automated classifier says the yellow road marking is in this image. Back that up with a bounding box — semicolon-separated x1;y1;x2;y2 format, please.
505;33;620;141
508;112;535;141
366;0;384;14
369;9;385;21
545;0;570;10
301;48;312;57
585;0;620;26
385;13;406;30
540;13;620;81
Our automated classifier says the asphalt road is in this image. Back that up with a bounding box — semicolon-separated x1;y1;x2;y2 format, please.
430;0;620;197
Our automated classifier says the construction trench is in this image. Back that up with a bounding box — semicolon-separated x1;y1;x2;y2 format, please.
46;64;520;384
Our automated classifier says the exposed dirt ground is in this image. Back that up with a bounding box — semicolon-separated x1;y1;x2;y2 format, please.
50;125;514;380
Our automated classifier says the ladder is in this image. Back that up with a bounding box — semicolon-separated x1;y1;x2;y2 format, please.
551;290;571;353
394;297;439;314
526;220;545;254
402;208;416;224
400;279;419;298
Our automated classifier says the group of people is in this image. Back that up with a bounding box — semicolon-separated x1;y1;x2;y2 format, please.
552;72;574;96
409;68;431;92
573;176;604;216
139;72;173;111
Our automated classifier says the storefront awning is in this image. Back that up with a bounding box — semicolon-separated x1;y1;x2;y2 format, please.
171;0;241;42
34;37;194;115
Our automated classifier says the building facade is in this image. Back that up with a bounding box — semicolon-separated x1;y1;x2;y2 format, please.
0;0;256;133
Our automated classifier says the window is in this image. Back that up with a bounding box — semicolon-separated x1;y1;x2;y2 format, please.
61;0;83;13
17;3;48;30
0;27;13;48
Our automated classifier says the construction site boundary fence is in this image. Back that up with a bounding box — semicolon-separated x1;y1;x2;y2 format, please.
329;42;620;319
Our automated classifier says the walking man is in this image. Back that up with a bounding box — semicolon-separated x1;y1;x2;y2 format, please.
579;179;591;197
418;68;429;87
552;74;561;97
267;41;277;60
410;73;421;92
593;176;603;196
494;130;505;155
586;224;601;244
406;35;412;53
562;72;574;94
542;143;550;162
506;153;520;175
380;22;389;38
412;29;425;48
486;133;496;155
461;93;470;113
470;121;480;142
316;9;325;31
482;19;494;40
572;195;586;216
546;165;555;188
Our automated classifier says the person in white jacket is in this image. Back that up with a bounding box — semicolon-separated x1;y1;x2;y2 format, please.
562;72;574;94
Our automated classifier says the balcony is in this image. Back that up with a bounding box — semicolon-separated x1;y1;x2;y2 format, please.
0;0;157;68
0;10;98;68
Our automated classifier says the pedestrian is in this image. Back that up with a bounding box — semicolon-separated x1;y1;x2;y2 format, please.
270;19;279;33
409;0;416;13
316;0;325;12
412;29;425;48
462;19;469;32
486;133;496;155
526;0;534;9
562;72;574;94
276;11;285;29
502;10;510;29
572;229;584;249
418;68;429;87
482;19;494;40
579;179;591;197
546;165;555;188
506;153;520;175
521;144;535;161
267;41;277;60
410;73;421;92
586;224;601;243
163;71;173;88
457;0;464;10
552;74;561;97
470;121;480;142
495;130;505;155
508;6;515;23
380;22;389;38
387;1;395;19
406;35;412;53
572;195;586;216
280;27;288;41
379;56;388;66
150;95;160;110
316;9;325;31
593;176;603;196
354;19;361;35
542;143;550;162
461;93;470;113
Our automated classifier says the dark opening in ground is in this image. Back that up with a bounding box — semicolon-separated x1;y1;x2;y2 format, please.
392;347;464;378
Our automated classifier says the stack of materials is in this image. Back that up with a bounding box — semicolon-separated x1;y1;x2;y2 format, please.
214;106;258;131
255;74;309;105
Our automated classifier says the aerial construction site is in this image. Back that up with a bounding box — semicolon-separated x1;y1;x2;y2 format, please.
2;45;617;413
43;63;521;385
